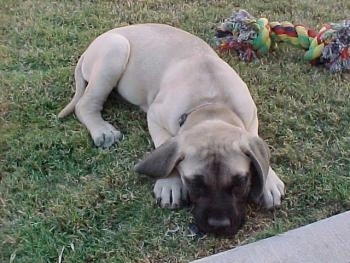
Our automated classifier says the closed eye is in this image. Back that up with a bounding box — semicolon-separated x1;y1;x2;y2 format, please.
226;175;249;193
232;175;248;187
184;175;207;197
185;174;205;187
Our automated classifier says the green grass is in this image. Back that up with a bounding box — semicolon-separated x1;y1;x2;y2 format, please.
1;0;349;262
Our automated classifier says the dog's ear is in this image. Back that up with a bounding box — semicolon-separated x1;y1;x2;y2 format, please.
134;138;183;178
241;135;270;201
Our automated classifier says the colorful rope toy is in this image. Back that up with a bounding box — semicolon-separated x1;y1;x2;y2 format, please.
215;9;350;73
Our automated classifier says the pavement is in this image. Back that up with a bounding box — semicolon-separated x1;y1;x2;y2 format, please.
191;211;350;263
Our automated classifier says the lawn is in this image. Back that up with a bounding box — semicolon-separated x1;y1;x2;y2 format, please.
1;0;349;262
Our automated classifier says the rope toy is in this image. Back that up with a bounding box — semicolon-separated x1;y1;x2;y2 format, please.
215;9;350;73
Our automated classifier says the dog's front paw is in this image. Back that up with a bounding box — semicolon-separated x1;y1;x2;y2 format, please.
153;176;188;209
91;123;123;148
261;169;285;209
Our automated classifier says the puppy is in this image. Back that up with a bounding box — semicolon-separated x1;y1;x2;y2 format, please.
58;24;285;236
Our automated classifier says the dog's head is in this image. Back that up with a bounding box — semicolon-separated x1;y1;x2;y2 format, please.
134;121;270;236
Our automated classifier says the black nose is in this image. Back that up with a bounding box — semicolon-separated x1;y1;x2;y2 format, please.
207;217;231;228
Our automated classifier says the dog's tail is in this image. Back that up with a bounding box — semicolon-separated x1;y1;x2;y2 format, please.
58;55;87;118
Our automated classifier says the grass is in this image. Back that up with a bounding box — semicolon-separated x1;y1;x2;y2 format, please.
1;0;349;262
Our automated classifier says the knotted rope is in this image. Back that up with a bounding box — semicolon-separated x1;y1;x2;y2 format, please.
215;9;350;73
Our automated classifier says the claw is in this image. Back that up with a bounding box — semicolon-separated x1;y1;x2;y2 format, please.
153;176;186;210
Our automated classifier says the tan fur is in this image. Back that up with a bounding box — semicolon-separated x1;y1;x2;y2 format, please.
59;24;285;234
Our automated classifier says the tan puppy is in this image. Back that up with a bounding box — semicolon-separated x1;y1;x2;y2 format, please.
59;24;285;236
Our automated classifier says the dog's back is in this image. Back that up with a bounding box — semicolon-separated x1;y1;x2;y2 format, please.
110;24;218;105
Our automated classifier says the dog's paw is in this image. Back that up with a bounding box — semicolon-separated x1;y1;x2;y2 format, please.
261;169;285;209
153;176;188;209
91;123;123;148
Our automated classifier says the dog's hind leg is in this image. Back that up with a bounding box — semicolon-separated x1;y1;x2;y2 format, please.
75;34;130;148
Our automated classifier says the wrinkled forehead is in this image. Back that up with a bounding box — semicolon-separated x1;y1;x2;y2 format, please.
179;145;251;179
